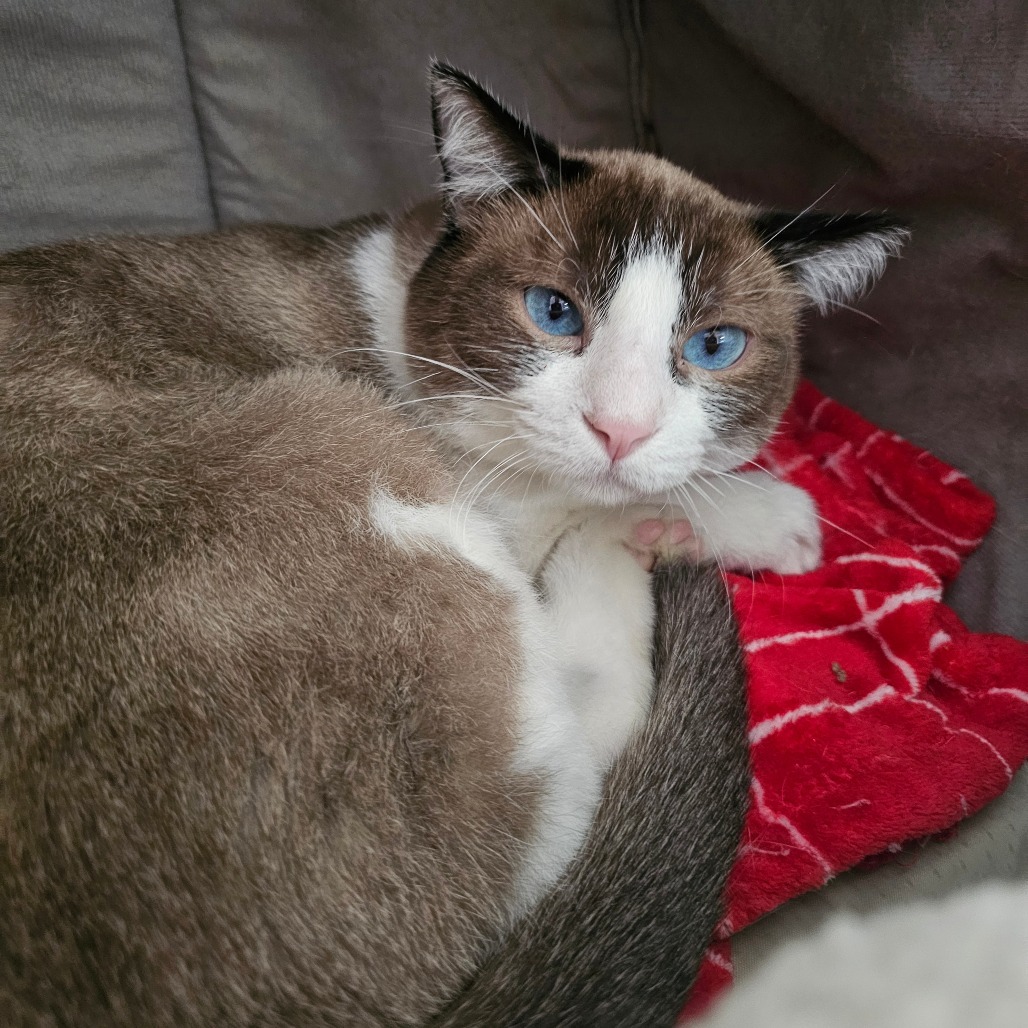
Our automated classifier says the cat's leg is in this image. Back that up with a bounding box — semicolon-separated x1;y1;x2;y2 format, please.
675;470;822;574
535;508;694;766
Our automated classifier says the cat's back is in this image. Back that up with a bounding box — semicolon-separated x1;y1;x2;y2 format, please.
0;249;541;1023
0;219;377;384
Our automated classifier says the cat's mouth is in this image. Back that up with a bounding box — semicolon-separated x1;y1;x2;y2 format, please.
548;453;681;506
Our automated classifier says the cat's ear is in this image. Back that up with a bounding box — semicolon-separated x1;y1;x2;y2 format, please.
752;211;909;313
428;62;577;216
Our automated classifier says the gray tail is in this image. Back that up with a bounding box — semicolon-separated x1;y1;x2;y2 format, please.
427;562;751;1028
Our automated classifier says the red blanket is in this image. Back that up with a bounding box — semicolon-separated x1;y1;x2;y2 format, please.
682;381;1028;1019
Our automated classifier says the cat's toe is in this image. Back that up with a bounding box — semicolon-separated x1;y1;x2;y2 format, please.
625;516;700;570
766;497;822;575
632;519;666;548
667;520;694;546
773;527;822;574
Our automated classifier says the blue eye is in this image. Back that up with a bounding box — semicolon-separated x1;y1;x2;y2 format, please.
682;325;747;370
524;286;584;336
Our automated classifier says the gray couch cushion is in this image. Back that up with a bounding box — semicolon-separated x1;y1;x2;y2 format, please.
0;0;214;249
175;0;638;226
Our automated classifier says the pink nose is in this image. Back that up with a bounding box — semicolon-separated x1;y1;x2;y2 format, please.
584;413;656;462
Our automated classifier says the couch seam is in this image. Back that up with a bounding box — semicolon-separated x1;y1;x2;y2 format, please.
616;0;660;154
171;0;221;227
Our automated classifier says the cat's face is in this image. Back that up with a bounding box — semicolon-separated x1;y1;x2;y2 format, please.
402;66;906;506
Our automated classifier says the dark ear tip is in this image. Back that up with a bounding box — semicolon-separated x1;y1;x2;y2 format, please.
428;59;455;81
868;214;912;254
427;60;480;95
864;212;912;238
753;208;911;249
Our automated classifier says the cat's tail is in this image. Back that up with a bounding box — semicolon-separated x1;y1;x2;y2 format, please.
426;561;750;1028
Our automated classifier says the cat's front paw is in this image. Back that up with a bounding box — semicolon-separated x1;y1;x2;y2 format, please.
729;479;822;575
766;489;822;574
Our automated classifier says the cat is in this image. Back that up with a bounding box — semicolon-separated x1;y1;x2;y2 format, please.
0;63;904;1027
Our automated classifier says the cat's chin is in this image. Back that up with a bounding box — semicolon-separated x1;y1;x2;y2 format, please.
549;464;692;509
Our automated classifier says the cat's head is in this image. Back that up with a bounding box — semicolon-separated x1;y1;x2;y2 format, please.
402;64;907;505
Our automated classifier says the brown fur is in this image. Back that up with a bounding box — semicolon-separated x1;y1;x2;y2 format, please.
1;358;541;1024
429;562;750;1028
0;219;384;385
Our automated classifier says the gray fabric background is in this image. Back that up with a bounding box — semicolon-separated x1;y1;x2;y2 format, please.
0;0;213;242
1;0;1024;991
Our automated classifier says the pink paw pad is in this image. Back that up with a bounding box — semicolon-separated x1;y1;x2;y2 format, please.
668;521;694;545
626;518;698;571
633;519;666;547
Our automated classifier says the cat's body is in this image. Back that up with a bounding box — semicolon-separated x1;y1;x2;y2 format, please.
0;66;904;1025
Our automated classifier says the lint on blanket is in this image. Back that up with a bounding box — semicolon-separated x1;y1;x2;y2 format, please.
680;380;1028;1021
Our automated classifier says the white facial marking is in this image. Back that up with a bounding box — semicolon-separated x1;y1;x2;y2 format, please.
582;246;683;427
507;244;718;503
